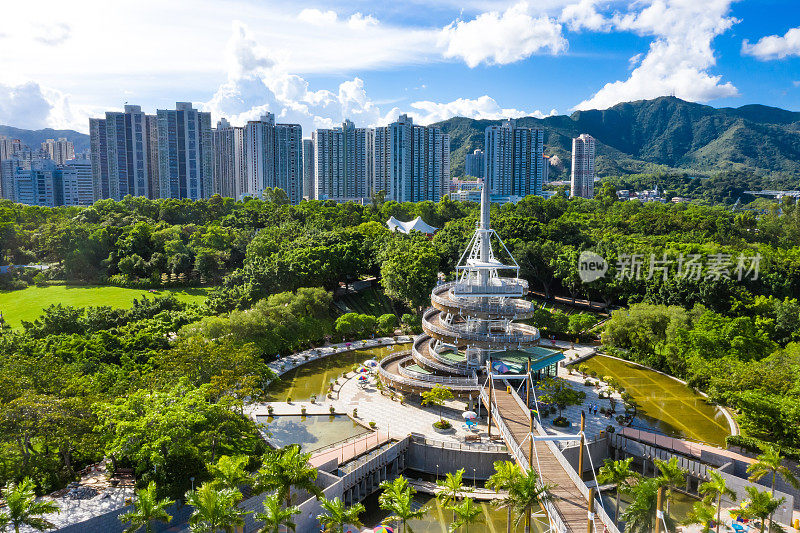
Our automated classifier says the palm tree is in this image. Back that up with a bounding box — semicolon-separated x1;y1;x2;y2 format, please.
747;445;799;532
255;493;300;533
503;468;552;533
378;476;428;533
683;500;716;533
210;455;252;493
118;481;173;533
654;457;685;515
255;445;322;508
185;482;247;533
486;460;521;533
619;477;676;533
698;470;736;533
437;469;472;521
449;498;484;533
2;477;60;533
317;497;365;533
742;486;786;533
597;457;637;526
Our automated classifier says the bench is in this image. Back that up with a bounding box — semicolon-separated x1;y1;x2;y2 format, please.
464;434;481;442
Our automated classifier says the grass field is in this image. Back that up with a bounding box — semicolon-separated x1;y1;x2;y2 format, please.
0;284;210;329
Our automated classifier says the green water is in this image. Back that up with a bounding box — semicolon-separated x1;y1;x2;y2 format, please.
255;415;370;452
361;490;549;533
266;343;411;402
601;488;699;527
581;355;730;447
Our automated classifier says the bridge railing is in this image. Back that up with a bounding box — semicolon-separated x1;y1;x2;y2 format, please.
480;388;569;533
411;339;472;375
398;361;478;387
431;282;535;317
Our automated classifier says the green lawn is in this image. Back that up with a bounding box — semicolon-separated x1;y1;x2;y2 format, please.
0;284;211;329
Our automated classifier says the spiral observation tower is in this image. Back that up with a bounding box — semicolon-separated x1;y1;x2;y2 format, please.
379;181;565;400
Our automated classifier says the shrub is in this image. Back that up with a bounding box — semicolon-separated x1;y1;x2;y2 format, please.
329;406;336;414
433;420;452;430
267;405;274;415
584;380;593;386
590;371;597;378
352;408;358;418
369;421;377;429
301;406;307;415
310;394;316;403
286;396;292;403
552;416;570;427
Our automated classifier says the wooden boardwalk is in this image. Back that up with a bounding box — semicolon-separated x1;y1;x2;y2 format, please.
483;387;589;533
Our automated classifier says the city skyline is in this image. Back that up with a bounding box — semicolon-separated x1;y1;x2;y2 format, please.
1;1;799;135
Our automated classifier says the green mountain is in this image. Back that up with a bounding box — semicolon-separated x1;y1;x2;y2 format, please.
0;125;90;153
433;96;800;181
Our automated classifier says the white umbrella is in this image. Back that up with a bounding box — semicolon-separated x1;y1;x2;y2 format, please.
363;359;378;367
462;411;478;419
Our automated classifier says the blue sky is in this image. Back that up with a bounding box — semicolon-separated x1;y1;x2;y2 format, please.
0;0;799;133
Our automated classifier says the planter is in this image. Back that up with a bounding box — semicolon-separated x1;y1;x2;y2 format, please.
432;421;455;434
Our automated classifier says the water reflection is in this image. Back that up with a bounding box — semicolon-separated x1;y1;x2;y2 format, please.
581;355;730;446
266;343;412;402
255;415;370;452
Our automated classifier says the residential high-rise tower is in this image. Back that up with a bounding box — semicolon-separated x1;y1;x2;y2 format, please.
570;133;595;199
484;119;544;198
156;102;213;200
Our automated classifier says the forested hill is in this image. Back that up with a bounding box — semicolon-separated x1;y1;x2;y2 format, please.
0;125;90;152
434;96;800;180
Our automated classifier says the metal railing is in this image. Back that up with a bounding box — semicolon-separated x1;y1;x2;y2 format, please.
452;277;528;297
398;358;479;387
431;282;536;318
480;388;568;533
594;498;622;533
379;361;481;392
411;338;472;375
422;308;540;346
408;433;508;452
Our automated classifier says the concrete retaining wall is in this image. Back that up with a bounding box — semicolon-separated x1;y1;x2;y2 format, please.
561;438;610;476
405;440;511;480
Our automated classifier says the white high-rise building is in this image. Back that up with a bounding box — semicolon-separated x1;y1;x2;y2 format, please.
313;119;373;202
484;119;544;198
242;114;303;203
156;102;213;200
302;139;314;199
212;118;245;199
464;149;484;178
41;138;75;165
570;133;595;199
60;160;95;206
374;114;449;203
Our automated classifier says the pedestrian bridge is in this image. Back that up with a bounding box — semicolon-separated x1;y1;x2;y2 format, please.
480;381;620;533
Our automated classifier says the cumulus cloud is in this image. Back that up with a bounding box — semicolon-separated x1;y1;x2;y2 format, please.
347;13;379;30
407;96;556;124
742;26;800;60
560;0;612;32
203;22;386;131
575;0;738;110
438;2;567;67
0;81;86;130
203;22;553;133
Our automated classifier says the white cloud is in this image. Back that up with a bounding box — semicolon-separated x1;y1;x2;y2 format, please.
347;13;379;30
0;81;86;130
560;0;611;32
407;96;556;124
742;26;800;60
575;0;738;110
438;1;567;67
297;8;338;26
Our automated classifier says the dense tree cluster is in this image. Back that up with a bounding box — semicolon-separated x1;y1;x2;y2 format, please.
2;189;800;499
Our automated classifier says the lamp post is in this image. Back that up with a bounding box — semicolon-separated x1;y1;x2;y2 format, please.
436;464;439;479
190;476;195;491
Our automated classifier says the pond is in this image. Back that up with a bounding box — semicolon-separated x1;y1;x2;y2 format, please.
255;415;371;453
580;355;730;447
601;487;700;528
266;343;412;402
361;482;549;533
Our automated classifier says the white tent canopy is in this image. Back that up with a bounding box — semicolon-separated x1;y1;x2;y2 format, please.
386;216;438;235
